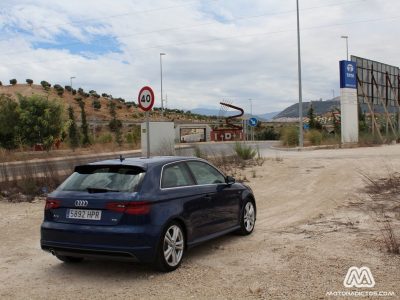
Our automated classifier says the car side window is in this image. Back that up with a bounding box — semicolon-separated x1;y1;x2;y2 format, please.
161;163;195;188
186;161;225;185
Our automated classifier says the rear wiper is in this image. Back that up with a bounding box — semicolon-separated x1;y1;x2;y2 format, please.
87;187;120;193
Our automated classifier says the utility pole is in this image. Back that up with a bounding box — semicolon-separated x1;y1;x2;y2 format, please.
341;35;349;61
70;76;76;90
160;53;166;117
296;0;304;148
249;99;254;141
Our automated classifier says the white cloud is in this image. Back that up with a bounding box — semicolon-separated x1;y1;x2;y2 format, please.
0;0;399;113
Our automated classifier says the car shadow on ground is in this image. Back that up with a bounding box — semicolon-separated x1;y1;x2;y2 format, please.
46;233;242;277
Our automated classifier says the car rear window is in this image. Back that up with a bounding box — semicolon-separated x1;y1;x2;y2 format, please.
57;165;144;193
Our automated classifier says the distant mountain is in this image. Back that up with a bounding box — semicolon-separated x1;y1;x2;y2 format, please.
273;98;340;119
273;96;397;120
257;111;280;121
191;108;238;117
191;107;279;121
191;108;220;116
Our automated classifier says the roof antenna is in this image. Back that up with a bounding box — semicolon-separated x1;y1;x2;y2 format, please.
119;155;125;162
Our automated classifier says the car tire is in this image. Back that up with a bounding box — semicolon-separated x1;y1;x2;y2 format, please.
237;200;256;235
56;255;84;263
154;221;185;272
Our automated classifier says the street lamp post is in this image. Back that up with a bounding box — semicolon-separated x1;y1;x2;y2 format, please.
249;99;253;141
70;76;76;91
160;53;166;117
341;35;349;60
296;0;304;148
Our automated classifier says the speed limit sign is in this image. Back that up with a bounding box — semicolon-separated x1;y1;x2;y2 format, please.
138;86;155;111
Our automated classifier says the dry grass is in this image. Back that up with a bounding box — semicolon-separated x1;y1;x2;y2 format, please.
196;147;264;183
361;171;400;255
0;159;77;201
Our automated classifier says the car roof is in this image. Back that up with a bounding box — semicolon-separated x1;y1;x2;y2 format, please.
86;156;201;170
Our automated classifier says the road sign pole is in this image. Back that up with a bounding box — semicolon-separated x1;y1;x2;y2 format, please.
146;111;150;158
137;86;155;158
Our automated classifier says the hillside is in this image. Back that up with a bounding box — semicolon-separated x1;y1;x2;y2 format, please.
273;98;340;120
0;83;214;124
273;97;398;120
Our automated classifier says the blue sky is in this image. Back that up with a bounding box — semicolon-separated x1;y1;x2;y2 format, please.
0;0;399;113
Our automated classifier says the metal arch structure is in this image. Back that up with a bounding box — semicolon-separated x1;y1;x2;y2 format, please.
220;102;244;130
211;101;245;142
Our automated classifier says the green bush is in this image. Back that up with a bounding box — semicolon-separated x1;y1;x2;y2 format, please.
256;127;280;140
18;94;64;151
9;79;17;85
306;129;322;146
0;95;20;149
233;142;257;160
92;99;101;110
26;79;33;85
125;132;139;145
54;84;64;96
280;126;299;147
40;81;51;90
97;133;113;144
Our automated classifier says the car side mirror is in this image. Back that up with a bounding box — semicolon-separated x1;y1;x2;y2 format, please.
225;176;235;185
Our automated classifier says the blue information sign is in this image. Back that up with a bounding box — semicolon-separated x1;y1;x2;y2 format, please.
248;117;258;127
339;60;357;89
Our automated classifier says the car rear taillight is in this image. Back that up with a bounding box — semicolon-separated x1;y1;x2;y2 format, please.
45;198;61;210
106;201;151;215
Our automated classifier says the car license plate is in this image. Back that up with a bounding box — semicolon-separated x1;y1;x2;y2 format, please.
67;209;102;220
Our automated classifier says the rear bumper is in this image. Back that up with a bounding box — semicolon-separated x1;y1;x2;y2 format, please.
40;221;160;263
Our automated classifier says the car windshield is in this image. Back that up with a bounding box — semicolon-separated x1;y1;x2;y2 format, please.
57;165;144;193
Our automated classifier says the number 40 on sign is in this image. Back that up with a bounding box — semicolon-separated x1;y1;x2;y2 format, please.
138;86;155;111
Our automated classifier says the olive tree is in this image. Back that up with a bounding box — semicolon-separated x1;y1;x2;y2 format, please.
67;106;80;150
0;95;20;149
18;95;64;151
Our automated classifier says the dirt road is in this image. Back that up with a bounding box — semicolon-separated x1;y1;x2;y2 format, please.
1;145;399;299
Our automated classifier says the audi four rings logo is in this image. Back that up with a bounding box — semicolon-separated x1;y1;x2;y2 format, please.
74;200;88;207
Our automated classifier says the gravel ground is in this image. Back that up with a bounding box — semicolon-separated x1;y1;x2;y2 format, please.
1;145;399;299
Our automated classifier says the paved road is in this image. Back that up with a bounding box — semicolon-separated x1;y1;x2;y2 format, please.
177;140;278;156
0;141;278;181
0;150;142;182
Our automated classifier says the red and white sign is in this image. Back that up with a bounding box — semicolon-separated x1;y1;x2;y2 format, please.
138;86;155;111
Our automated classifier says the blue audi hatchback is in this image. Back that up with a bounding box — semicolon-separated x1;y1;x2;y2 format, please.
41;156;256;271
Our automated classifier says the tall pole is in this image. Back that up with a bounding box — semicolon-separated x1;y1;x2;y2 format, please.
296;0;303;148
160;53;166;117
146;111;150;158
70;76;75;91
249;99;253;141
341;35;349;61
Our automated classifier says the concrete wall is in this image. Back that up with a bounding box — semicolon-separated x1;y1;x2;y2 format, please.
141;121;175;156
340;88;359;143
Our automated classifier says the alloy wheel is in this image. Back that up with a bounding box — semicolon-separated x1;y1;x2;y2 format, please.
244;202;255;232
163;224;184;267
